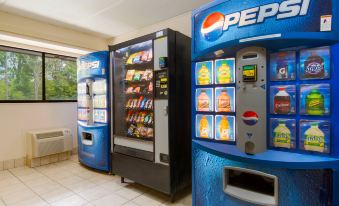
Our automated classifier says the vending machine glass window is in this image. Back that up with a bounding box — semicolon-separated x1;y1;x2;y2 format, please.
112;40;154;141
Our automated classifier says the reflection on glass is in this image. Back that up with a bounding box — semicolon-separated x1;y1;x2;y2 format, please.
113;40;154;140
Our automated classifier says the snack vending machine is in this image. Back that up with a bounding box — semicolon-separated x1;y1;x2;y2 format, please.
110;29;191;199
192;0;339;205
77;51;110;172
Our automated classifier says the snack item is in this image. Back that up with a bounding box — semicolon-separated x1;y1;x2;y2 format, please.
125;70;135;81
148;82;153;93
146;128;153;137
133;71;143;81
141;69;153;81
126;87;134;94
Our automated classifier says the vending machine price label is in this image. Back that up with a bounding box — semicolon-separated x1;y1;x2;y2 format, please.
242;65;257;82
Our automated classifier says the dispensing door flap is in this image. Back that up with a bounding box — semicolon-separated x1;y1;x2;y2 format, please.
223;167;278;206
82;132;93;146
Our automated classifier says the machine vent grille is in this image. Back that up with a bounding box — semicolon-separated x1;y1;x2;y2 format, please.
38;139;64;156
36;131;64;139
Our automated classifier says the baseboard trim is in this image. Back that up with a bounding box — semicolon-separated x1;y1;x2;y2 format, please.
0;148;78;170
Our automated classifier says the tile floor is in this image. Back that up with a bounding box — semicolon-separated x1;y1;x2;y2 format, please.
0;155;191;206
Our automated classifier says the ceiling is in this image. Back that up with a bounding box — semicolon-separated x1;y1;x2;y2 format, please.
0;0;210;38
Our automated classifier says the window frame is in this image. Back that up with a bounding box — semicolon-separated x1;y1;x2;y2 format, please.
0;45;77;103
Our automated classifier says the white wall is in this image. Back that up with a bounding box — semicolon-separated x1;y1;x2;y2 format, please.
0;9;194;162
0;103;77;161
110;12;192;44
0;11;108;54
0;12;109;162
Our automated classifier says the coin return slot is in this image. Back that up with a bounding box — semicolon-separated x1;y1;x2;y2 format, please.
242;53;258;60
223;167;278;206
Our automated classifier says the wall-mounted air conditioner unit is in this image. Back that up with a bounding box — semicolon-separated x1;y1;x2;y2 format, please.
26;128;73;167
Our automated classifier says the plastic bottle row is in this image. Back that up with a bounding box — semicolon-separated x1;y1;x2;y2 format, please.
195;58;235;85
77;94;107;109
271;84;330;116
195;114;331;154
78;109;107;123
194;46;330;86
195;114;235;142
270;46;330;81
77;80;107;95
270;118;330;154
195;87;235;112
125;96;153;110
126;111;153;125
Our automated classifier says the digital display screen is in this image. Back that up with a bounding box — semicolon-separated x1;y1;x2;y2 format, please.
242;65;257;82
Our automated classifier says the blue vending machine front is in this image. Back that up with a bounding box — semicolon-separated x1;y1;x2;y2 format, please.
192;0;339;205
77;51;110;172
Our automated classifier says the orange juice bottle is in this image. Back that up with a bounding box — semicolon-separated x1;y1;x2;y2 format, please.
200;116;209;138
198;64;211;85
218;90;231;112
219;116;230;140
198;90;210;111
217;61;231;84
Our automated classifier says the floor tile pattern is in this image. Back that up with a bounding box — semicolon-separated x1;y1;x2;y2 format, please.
0;155;191;206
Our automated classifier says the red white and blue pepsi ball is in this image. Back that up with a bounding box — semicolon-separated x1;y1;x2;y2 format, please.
201;12;224;41
242;111;259;126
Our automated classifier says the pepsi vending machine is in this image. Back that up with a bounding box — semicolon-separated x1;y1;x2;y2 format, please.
192;0;339;205
77;51;111;172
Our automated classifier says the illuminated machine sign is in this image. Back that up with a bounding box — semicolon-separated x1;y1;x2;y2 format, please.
79;61;100;70
77;51;108;81
201;0;311;41
193;0;336;58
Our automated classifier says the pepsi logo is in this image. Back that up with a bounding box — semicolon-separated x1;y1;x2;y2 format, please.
199;0;310;42
242;111;259;126
201;12;224;41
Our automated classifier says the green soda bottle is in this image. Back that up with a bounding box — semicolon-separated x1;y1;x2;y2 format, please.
305;89;324;115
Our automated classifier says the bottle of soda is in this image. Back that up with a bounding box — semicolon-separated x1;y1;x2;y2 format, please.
198;64;211;85
305;89;324;115
276;52;289;80
304;123;325;152
219;116;230;140
198;90;210;111
199;116;210;138
217;90;231;112
273;121;291;149
304;50;325;79
274;87;291;114
217;61;231;84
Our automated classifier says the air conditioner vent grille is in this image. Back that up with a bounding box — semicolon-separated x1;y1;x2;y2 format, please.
38;139;64;156
36;131;64;139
